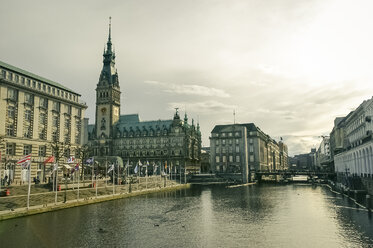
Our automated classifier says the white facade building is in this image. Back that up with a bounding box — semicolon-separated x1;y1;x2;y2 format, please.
334;98;373;177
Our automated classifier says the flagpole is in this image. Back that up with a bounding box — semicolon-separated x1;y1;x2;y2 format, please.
27;159;31;209
91;161;94;188
146;161;148;190
55;163;58;205
77;168;80;201
106;160;108;188
112;165;115;195
117;162;120;189
52;165;55;199
95;172;98;198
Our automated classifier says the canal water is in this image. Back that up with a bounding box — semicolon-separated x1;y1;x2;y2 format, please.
0;184;373;248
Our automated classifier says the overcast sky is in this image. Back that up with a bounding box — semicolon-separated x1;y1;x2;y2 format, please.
2;0;373;155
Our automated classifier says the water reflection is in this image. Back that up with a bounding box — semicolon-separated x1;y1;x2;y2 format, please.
0;184;372;248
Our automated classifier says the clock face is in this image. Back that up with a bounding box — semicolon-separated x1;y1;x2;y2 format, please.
101;107;107;115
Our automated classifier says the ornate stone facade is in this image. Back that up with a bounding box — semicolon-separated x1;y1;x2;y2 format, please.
87;22;201;173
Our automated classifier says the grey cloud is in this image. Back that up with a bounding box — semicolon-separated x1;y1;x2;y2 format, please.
144;80;230;98
169;100;236;114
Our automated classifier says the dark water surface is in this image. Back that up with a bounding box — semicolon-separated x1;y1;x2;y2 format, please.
0;184;373;248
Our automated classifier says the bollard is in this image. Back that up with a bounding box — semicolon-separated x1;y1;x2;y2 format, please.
367;195;372;211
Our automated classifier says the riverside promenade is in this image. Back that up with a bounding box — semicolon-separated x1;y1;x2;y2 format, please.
0;175;188;220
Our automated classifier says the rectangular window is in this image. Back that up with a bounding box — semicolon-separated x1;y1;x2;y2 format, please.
27;79;31;87
249;146;253;153
249;138;253;144
250;155;254;162
215;147;219;153
228;139;232;145
6;123;15;136
39;128;46;140
52;88;55;95
48;86;51;93
1;70;6;79
24;110;32;122
38;82;41;90
236;156;240;162
228;146;233;153
57;89;60;96
23;145;32;155
215;140;219;145
23;125;31;138
32;81;36;88
229;155;233;162
6;143;15;155
8;72;13;81
24;93;33;105
222;139;226;145
38;146;46;157
21;77;25;85
215;156;220;163
15;75;19;83
7;105;15;119
235;146;240;153
66;105;72;114
39;113;46;125
235;139;239;145
222;156;226;163
42;84;46;91
229;132;233;137
7;88;17;101
52;101;60;112
222;147;226;153
52;116;59;126
39;97;48;108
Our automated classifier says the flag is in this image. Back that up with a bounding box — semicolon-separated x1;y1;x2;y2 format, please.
86;157;94;165
44;156;55;164
17;154;31;168
134;165;138;174
71;163;80;173
138;160;143;166
124;160;129;170
67;156;75;163
52;163;58;172
145;161;149;175
107;164;115;173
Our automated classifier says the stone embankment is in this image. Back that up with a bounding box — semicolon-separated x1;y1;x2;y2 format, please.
0;176;189;220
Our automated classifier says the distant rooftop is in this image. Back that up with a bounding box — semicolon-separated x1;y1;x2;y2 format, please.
0;60;78;95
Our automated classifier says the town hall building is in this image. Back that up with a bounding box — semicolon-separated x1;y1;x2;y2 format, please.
87;21;202;173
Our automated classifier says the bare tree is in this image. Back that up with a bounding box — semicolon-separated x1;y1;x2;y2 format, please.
75;144;90;186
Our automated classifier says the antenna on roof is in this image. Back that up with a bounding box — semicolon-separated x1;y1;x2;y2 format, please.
233;109;236;125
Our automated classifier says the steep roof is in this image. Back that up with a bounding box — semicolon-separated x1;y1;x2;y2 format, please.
116;114;173;130
0;60;77;94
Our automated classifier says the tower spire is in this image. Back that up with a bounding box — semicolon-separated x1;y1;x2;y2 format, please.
106;17;112;54
108;16;112;42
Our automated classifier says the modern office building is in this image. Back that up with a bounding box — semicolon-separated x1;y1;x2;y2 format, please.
210;123;288;183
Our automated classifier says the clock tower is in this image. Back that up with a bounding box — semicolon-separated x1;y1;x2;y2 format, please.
95;17;121;139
